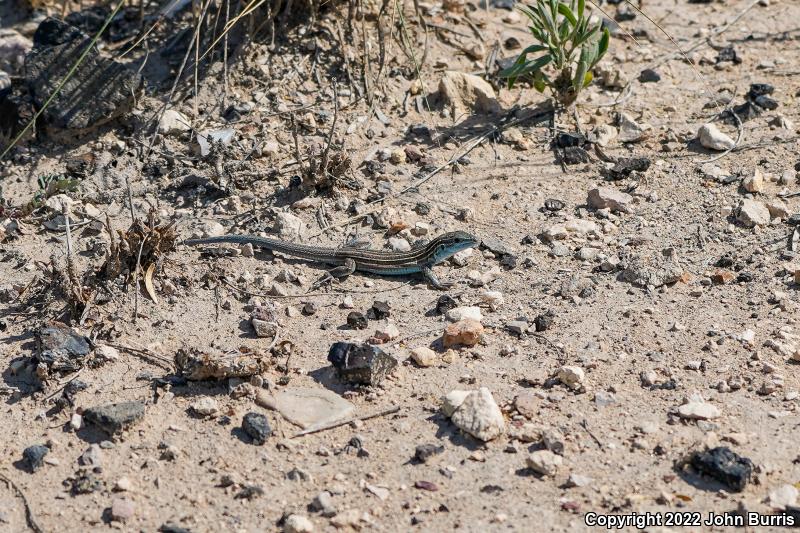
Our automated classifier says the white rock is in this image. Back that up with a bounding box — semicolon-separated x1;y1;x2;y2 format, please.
410;347;437;367
677;400;720;420
768;484;798;510
188;220;225;239
587;124;617;147
543;224;568;241
698;123;735;151
617;113;649;143
451;247;474;266
438;71;501;117
587;187;633;214
736;199;771;227
388;237;411;252
70;413;82;430
196;128;235;156
567;473;593;487
190;397;219;417
445;306;483;323
441;390;470;417
274;211;305;240
742;169;764;193
284;514;315;533
158;109;191;134
526;450;563;476
95;345;120;361
449;387;505;441
564;219;598;235
480;291;504;311
558;366;585;388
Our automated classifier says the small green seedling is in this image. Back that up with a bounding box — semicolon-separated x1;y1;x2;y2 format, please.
500;0;610;107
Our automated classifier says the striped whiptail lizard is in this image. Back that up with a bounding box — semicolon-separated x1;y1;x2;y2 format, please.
185;231;479;290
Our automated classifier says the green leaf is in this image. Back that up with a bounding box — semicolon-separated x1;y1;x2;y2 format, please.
577;0;585;18
597;27;610;59
582;71;593;88
557;3;578;27
537;2;557;35
573;58;588;91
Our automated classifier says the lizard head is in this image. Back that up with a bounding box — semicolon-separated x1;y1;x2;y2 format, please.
430;231;480;263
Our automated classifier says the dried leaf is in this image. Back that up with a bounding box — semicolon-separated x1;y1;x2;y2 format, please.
144;263;158;304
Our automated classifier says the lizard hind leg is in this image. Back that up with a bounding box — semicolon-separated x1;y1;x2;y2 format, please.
311;258;357;289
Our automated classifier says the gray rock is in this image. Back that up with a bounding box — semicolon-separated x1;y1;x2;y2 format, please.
242;412;271;444
311;491;337;517
438;71;501;117
327;342;397;386
196;128;235;157
698;123;735;151
23;444;48;472
25;18;142;132
36;321;91;373
83;401;145;435
526;449;562;476
622;257;683;287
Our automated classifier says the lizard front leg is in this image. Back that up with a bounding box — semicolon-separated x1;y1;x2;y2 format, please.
312;258;357;289
422;266;453;290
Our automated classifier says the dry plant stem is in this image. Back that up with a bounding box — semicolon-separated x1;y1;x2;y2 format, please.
319;83;339;181
0;473;43;533
133;234;147;322
291;406;401;438
146;0;212;158
107;341;173;369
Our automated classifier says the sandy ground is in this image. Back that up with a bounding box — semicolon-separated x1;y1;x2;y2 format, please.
2;0;800;531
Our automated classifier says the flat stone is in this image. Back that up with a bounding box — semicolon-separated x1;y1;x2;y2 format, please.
514;391;538;418
158;109;191;135
449;387;505;441
677;400;720;420
273;388;354;429
110;498;135;522
83;401;145;435
768;484;798;510
327;342;397;385
190;397;219;417
617;113;649;143
26;18;142;132
445;306;483;323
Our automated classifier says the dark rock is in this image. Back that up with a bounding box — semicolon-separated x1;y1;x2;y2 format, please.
235;484;264;499
64;152;96;178
435;295;457;314
754;95;778;111
561;146;591;165
481;237;516;258
36;322;91;373
159;524;193;533
414;480;438;491
242;413;271;444
327;342;397;386
83;401;145;435
736;272;753;283
638;69;661;83
302;302;318;316
64;6;139;42
368;300;391;320
731;101;762;122
0;70;10;99
715;46;741;65
555;132;584;148
414;202;431;215
788;213;800;226
346;311;368;330
544;198;565;212
607;157;651;180
748;83;774;99
414;444;445;463
23;444;49;472
26;17;143;132
69;470;102;494
534;312;555;332
689;446;753;492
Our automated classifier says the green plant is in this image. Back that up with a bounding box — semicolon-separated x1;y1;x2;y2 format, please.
500;0;610;107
